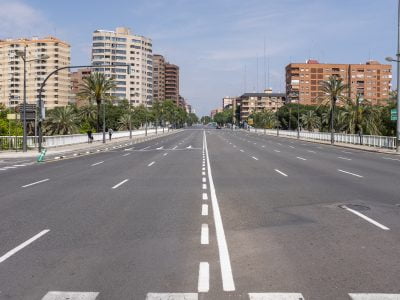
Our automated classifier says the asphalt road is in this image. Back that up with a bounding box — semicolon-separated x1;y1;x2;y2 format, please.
0;127;399;300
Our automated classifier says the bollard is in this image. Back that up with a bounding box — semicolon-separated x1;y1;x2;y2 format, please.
37;148;47;162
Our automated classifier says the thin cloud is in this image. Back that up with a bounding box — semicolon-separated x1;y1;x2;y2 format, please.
0;0;51;38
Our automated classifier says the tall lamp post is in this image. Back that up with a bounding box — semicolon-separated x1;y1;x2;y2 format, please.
15;47;49;152
37;64;130;152
385;0;400;152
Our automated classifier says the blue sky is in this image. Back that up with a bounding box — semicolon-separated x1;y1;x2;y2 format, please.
0;0;397;116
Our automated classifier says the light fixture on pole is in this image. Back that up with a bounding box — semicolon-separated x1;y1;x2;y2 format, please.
15;47;49;152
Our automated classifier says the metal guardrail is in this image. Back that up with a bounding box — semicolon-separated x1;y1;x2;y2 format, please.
248;128;397;150
0;127;168;151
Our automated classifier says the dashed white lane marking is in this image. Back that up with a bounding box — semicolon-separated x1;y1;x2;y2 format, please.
42;291;99;300
198;262;210;292
163;153;168;156
202;204;208;216
202;177;207;183
274;169;288;177
341;205;390;231
338;169;363;178
296;157;307;161
141;146;150;150
201;224;209;244
202;184;207;190
202;193;208;200
22;178;49;188
156;146;164;150
338;156;352;161
172;146;178;150
13;164;26;167
262;145;265;148
112;179;129;189
202;171;206;176
148;161;155;167
202;167;205;171
3;166;17;169
240;149;244;152
204;130;235;291
307;150;316;153
382;157;400;162
0;229;50;264
249;293;305;299
252;156;259;160
274;150;281;153
349;294;400;300
91;161;104;166
146;293;198;300
289;146;295;149
122;153;131;157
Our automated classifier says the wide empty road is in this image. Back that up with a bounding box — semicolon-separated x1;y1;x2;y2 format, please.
0;128;399;300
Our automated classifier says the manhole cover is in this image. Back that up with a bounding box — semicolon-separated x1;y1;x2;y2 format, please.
339;204;371;211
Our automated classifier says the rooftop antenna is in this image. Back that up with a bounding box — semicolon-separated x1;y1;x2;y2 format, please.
264;36;267;90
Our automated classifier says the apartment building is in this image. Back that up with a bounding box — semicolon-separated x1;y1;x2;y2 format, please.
91;27;153;107
165;63;179;104
222;96;237;109
238;89;285;122
71;68;91;107
153;54;165;102
0;36;71;109
286;60;392;105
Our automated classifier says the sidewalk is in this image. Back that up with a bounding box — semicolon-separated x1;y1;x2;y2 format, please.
247;130;400;155
0;130;179;160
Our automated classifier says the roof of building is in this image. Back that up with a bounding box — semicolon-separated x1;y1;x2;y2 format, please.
240;93;286;98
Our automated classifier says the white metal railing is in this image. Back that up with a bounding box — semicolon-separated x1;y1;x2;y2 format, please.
247;128;396;149
0;127;171;151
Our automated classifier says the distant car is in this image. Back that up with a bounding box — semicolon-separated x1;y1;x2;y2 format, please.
216;125;221;129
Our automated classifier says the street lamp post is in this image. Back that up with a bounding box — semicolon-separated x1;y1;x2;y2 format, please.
102;100;106;143
15;46;49;152
37;64;130;152
386;0;400;152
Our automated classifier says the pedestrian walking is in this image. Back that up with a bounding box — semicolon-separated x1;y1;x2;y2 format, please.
108;128;113;141
87;130;93;143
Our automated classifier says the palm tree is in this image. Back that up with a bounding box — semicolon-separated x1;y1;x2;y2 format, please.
43;106;78;135
301;111;320;131
77;73;116;132
318;76;349;144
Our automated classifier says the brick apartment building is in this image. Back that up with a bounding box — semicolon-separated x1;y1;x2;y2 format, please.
286;60;392;106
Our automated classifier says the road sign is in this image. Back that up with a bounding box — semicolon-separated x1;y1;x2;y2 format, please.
19;103;36;121
391;109;397;121
6;113;20;120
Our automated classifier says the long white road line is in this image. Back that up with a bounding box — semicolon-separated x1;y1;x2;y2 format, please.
338;169;363;178
112;179;129;189
0;230;50;264
203;130;235;291
91;161;104;166
42;291;99;300
341;205;390;231
22;178;49;188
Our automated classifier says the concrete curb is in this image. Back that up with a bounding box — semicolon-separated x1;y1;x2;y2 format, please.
35;130;182;163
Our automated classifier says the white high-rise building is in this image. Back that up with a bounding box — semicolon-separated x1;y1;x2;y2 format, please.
91;27;153;106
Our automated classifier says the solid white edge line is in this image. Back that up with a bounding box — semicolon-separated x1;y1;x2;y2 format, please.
248;293;305;299
42;291;99;300
0;230;50;263
146;293;198;300
112;179;129;189
91;161;104;166
204;130;235;291
22;178;49;188
338;169;363;178
274;169;288;177
201;224;209;244
198;262;210;292
348;293;400;299
342;205;390;231
202;204;208;216
338;156;352;161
